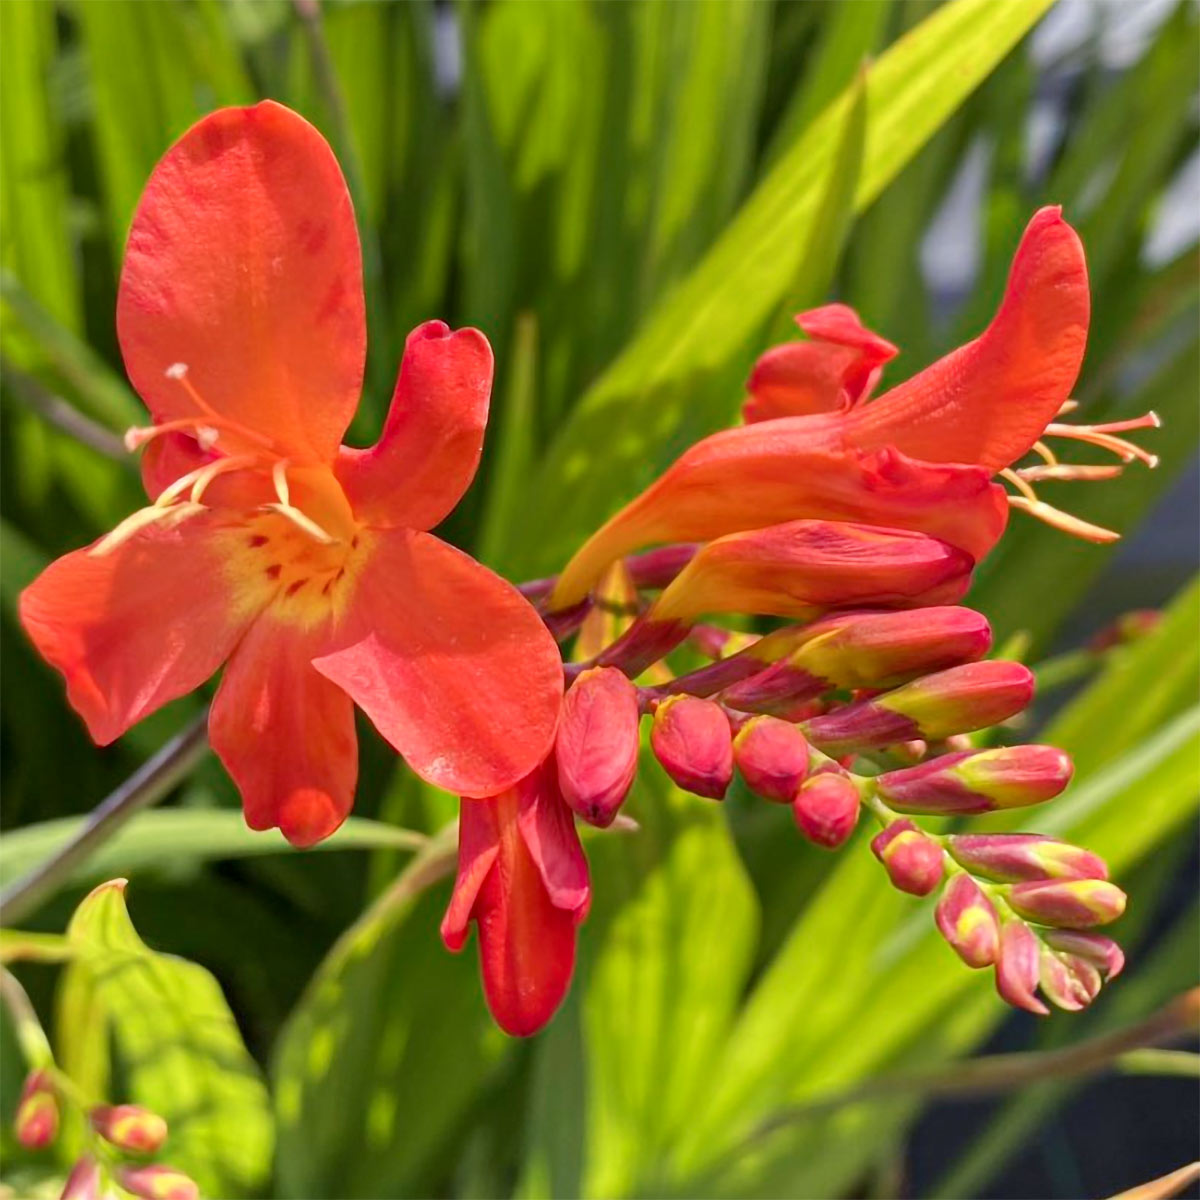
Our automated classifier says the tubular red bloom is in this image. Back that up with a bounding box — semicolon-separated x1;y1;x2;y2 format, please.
18;103;561;846
441;763;590;1037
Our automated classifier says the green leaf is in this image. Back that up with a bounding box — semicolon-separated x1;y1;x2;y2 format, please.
498;0;1056;577
0;810;427;895
63;879;272;1196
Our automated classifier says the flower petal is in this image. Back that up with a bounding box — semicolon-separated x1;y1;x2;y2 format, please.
117;101;365;463
336;322;493;530
313;530;562;798
516;763;590;917
845;207;1089;470
744;304;897;422
441;797;501;952
550;419;1006;609
210;614;356;847
18;516;257;745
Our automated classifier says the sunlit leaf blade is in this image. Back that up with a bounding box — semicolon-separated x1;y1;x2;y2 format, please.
64;880;273;1196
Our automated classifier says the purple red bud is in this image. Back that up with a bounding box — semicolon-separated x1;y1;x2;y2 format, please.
935;874;1000;967
1005;878;1127;929
1039;946;1102;1011
1041;930;1125;980
945;833;1106;882
556;667;641;827
792;771;860;847
116;1166;200;1200
650;695;733;800
994;920;1049;1015
61;1157;102;1200
732;716;810;803
89;1104;168;1154
870;819;945;895
14;1070;58;1150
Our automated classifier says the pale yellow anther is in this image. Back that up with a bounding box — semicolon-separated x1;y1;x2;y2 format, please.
89;501;205;557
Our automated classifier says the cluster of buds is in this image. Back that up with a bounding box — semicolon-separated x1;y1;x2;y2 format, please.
12;1075;196;1200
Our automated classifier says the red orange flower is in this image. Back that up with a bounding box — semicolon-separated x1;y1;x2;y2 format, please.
18;102;562;846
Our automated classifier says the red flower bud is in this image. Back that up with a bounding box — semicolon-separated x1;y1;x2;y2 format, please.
733;716;809;803
89;1104;168;1154
1039;945;1102;1011
946;833;1106;882
935;874;1000;967
61;1156;102;1200
116;1165;199;1200
870;820;944;895
995;920;1049;1015
792;772;860;847
1042;929;1125;981
1006;878;1127;929
875;745;1072;814
804;662;1034;755
14;1070;57;1150
650;696;733;799
556;667;641;827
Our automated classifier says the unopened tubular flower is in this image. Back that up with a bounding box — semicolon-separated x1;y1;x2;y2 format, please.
870;820;945;895
1042;930;1125;981
89;1104;168;1154
61;1157;102;1200
876;745;1073;815
650;696;733;800
442;763;590;1037
946;833;1106;882
14;1070;57;1150
1039;944;1101;1011
555;667;641;827
116;1165;199;1200
17;102;561;846
732;716;810;803
995;920;1049;1015
803;661;1035;755
935;874;1000;968
792;772;860;847
1005;878;1127;929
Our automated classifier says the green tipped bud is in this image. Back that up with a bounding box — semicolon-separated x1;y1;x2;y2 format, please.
946;834;1106;882
732;716;809;803
803;662;1034;755
1005;878;1127;929
650;696;733;800
870;820;944;896
935;874;1000;967
875;745;1073;814
90;1104;168;1154
792;771;860;847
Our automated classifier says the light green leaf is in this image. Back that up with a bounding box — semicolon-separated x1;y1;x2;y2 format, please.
63;880;272;1196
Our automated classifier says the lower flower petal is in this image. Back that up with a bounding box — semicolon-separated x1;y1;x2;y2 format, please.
313;529;562;798
18;515;255;745
210;615;357;847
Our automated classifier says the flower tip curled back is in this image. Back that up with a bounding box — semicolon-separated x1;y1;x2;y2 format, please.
650;696;734;800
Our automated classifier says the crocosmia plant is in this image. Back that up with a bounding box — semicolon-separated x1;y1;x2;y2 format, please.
3;5;1196;1197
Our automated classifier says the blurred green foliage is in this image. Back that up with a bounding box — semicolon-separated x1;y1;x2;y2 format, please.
1;1;1196;1197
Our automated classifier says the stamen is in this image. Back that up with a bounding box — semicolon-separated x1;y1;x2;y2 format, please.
1056;399;1080;415
1007;495;1119;544
1017;464;1124;483
1031;441;1059;467
272;460;291;508
154;455;258;507
1045;412;1160;468
89;501;206;557
263;502;337;545
999;468;1039;503
159;363;279;453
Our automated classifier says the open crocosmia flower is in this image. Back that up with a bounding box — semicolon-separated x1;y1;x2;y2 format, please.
549;207;1158;610
18;102;563;846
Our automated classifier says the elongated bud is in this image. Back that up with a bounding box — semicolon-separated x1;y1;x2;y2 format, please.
14;1070;58;1149
1039;945;1102;1011
803;662;1034;754
650;696;733;799
792;772;860;847
870;820;944;895
788;606;992;691
116;1165;199;1200
61;1157;102;1200
732;716;810;803
995;921;1049;1014
875;745;1072;814
946;833;1106;882
1005;878;1127;928
556;667;641;827
1042;930;1125;981
935;874;1000;967
89;1104;168;1154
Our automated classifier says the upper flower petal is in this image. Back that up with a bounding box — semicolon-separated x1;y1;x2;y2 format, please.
844;207;1089;470
18;515;259;745
312;529;562;798
745;304;897;423
550;419;1006;609
209;613;357;848
117;101;365;464
336;322;493;531
441;796;502;952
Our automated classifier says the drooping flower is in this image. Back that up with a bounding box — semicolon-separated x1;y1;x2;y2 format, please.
548;207;1157;610
18;102;562;846
441;761;590;1037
